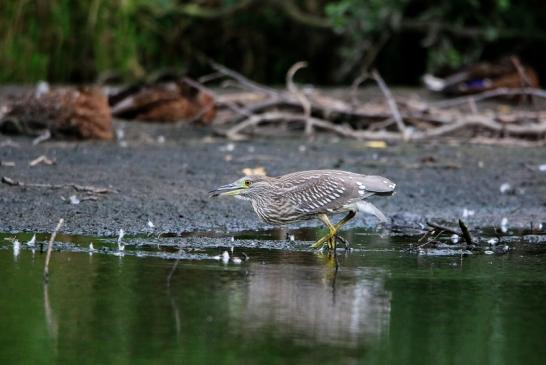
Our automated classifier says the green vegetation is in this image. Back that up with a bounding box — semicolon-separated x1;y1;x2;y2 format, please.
1;0;544;84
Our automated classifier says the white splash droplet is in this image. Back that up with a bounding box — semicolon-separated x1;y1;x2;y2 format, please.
26;234;36;247
222;251;230;264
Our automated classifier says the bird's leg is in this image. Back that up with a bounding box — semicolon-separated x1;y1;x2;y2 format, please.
335;235;350;250
334;210;356;230
310;214;337;250
332;211;356;249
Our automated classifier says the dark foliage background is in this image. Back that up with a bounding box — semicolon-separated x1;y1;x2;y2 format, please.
1;0;545;84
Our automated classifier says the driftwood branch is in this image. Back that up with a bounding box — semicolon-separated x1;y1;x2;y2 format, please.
220;111;400;141
2;176;114;194
458;219;473;246
371;70;409;141
210;61;279;97
426;221;462;237
286;62;312;135
209;62;546;144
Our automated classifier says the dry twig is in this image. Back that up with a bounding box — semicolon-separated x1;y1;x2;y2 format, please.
44;218;64;283
2;176;114;194
29;155;55;167
458;219;473;246
371;70;409;141
286;62;313;135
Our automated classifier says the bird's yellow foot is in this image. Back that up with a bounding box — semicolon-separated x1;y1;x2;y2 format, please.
311;234;350;251
310;234;330;249
311;229;338;250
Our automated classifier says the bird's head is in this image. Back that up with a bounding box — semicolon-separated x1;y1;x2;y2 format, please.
209;175;272;200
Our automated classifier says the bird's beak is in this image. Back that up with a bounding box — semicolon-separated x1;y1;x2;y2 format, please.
209;182;245;197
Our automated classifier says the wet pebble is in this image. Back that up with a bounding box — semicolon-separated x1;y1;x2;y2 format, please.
488;238;499;245
499;183;512;194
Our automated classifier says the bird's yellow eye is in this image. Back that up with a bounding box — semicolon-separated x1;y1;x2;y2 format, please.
244;180;252;187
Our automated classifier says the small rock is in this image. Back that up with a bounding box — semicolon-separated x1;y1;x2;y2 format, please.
35;81;50;96
116;128;125;139
499;183;512;194
219;143;235;152
501;217;508;233
462;208;475;218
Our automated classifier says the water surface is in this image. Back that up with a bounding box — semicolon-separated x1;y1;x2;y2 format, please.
1;229;545;365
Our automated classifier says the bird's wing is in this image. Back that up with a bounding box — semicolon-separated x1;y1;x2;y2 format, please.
281;171;395;215
283;174;348;214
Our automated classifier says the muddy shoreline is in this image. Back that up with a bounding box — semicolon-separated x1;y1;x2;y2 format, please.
0;121;545;236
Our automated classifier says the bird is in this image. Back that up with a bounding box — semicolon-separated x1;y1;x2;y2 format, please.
209;170;396;250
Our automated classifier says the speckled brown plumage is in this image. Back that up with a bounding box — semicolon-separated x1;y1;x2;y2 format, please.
240;170;395;225
210;169;396;249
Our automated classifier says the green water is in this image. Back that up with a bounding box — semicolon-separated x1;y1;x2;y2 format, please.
1;229;545;365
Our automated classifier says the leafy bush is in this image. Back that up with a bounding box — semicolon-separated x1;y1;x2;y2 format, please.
0;0;544;84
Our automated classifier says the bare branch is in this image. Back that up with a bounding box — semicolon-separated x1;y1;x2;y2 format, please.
220;111;401;141
209;62;546;144
210;62;279;97
274;0;331;29
2;176;114;194
371;70;409;141
44;218;64;283
286;62;313;135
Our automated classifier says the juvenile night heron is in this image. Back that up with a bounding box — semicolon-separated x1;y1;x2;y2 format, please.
209;170;396;250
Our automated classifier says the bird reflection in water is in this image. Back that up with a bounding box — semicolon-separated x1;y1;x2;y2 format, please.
224;251;391;346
